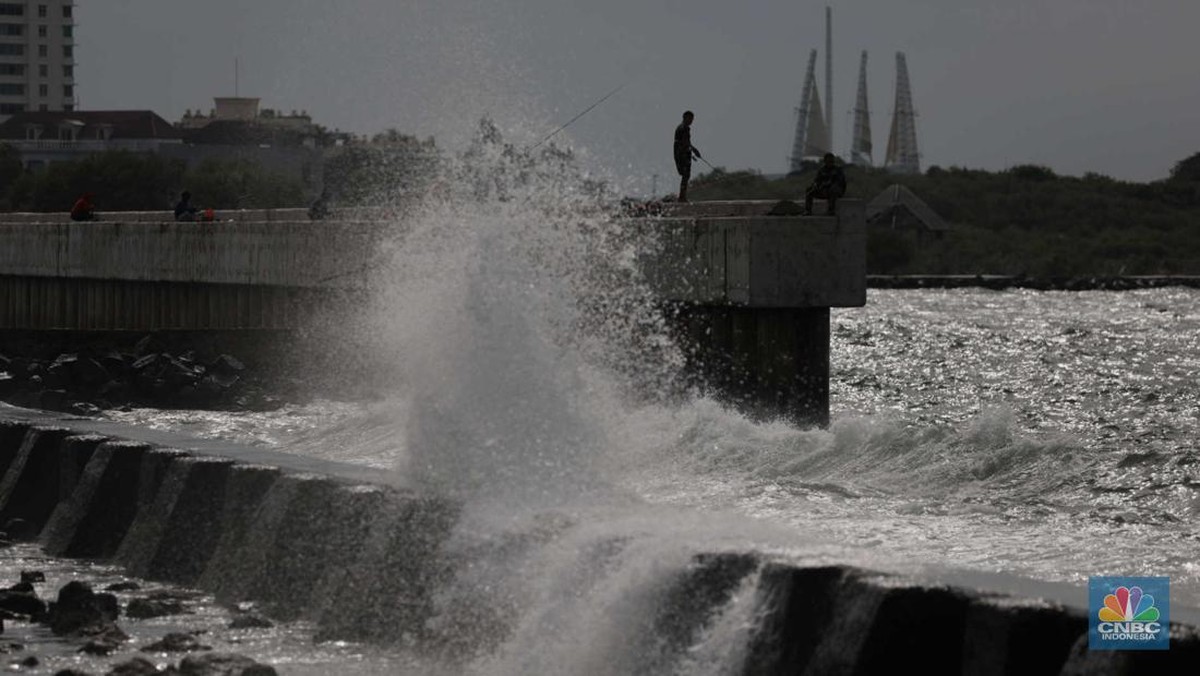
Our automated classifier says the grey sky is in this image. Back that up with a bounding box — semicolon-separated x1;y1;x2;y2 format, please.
79;1;1200;191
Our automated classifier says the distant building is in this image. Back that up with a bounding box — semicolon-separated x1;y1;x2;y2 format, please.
0;109;182;169
0;1;76;121
166;97;348;193
866;184;950;243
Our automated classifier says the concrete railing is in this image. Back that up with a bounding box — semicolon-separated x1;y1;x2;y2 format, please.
0;408;1195;671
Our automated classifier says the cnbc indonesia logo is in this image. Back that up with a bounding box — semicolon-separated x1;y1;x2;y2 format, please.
1089;577;1169;650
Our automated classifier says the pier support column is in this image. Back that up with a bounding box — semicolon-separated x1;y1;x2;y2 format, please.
673;305;830;427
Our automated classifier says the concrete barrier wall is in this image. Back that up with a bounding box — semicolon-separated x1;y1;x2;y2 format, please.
0;220;388;288
0;275;337;330
639;200;866;308
0;411;1195;672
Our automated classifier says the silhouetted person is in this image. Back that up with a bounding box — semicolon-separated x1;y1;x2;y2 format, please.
308;188;332;220
70;192;96;221
174;191;198;222
674;110;702;202
804;153;847;216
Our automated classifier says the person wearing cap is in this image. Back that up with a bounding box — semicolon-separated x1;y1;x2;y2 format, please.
804;153;847;216
70;192;96;221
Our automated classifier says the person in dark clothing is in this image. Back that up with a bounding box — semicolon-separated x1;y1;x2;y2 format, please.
804;153;847;215
308;188;332;220
174;191;199;222
673;110;702;202
70;192;96;221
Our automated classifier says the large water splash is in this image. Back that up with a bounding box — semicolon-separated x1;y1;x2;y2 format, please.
363;119;681;508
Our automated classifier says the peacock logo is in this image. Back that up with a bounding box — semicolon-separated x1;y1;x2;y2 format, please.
1089;576;1169;651
1097;586;1159;623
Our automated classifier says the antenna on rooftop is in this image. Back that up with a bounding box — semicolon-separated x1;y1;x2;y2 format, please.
235;58;240;97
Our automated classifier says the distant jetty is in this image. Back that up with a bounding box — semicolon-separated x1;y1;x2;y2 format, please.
868;275;1200;291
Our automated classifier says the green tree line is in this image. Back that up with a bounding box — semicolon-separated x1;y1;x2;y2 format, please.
0;145;307;212
688;152;1200;276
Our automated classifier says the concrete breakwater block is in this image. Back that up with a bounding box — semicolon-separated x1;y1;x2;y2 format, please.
0;412;1196;672
742;562;1200;675
41;440;156;557
116;455;235;583
314;492;459;642
0;425;74;530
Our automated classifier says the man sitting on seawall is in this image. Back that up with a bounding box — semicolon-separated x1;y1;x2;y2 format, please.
804;153;847;216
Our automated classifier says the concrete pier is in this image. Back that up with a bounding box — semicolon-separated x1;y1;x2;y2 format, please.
633;200;866;425
0;201;865;425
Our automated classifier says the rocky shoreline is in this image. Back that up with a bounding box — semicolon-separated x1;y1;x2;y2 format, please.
0;332;325;416
0;561;279;676
867;274;1200;291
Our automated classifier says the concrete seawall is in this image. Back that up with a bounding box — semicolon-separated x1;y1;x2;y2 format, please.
0;407;1195;673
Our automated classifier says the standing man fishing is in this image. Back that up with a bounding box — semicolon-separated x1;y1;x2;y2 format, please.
673;110;702;202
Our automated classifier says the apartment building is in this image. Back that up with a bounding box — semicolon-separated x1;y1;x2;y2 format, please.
0;1;75;122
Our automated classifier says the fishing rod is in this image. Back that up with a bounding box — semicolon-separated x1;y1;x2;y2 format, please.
531;82;627;150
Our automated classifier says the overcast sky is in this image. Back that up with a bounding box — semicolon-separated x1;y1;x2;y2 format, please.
79;1;1200;192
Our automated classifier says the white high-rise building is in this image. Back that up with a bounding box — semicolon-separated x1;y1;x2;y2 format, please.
0;1;76;122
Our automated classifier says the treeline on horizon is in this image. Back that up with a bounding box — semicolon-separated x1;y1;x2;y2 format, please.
4;138;1199;276
689;152;1200;277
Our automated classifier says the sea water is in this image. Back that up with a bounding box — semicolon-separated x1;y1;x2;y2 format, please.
101;131;1200;672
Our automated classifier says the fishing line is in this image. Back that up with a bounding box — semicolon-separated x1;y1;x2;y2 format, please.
530;82;627;150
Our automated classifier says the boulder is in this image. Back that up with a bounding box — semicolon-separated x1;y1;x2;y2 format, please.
209;355;246;376
103;582;140;593
126;597;189;620
177;653;277;676
19;572;45;584
105;657;161;676
47;354;79;385
45;582;119;636
0;591;44;618
134;334;167;357
228;613;272;630
140;632;210;653
71;358;112;388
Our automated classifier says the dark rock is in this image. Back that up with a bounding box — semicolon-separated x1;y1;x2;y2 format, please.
134;334;167;357
78;639;118;656
163;357;202;388
54;669;95;676
47;354;79;385
5;582;33;593
0;591;45;618
45;582;119;636
140;632;210;653
209;355;245;376
71;402;102;417
19;572;45;584
0;372;16;397
177;653;277;676
127;597;189;619
104;582;140;593
72;358;111;387
106;657;161;676
131;353;161;374
17;655;37;667
2;520;35;542
228;613;272;629
82;623;129;643
99;350;129;375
